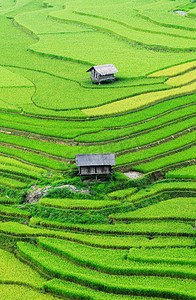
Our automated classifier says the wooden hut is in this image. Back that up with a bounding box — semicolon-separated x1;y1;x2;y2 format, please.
76;153;116;180
86;64;118;83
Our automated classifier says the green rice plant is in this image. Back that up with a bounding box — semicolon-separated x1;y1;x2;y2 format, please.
82;81;196;116
14;9;93;35
0;65;33;87
174;2;196;12
44;279;159;300
0;197;18;204
0;116;195;162
110;198;196;221
166;165;196;179
0;248;46;288
37;237;196;278
30;217;196;237
0;87;34;111
128;248;196;266
17;242;196;299
0;175;28;189
0;118;103;139
1;220;195;249
0;163;44;180
49;9;196;51
0;204;31;218
39;198;121;210
68;0;196;38
166;69;196;87
0;284;60;300
108;188;138;199
76;104;196;142
0;93;195;129
9;64;168;111
121;181;196;203
0;144;69;170
117;130;196;166
0;155;47;174
134;146;196;172
148;60;196;77
138;1;196;31
189;7;196;17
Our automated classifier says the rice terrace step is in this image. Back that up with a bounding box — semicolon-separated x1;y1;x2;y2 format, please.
0;0;195;299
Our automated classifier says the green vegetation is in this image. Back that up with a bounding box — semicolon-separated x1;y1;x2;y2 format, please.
128;248;196;266
149;60;196;77
0;0;195;298
39;198;121;210
0;204;31;218
17;242;196;299
108;188;138;199
37;237;196;278
30;217;196;237
0;248;46;288
166;165;196;179
120;181;196;203
111;198;196;221
0;284;60;300
82;82;196;116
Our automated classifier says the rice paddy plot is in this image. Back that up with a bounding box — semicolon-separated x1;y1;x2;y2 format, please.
0;144;69;170
0;92;195;129
133;146;196;173
0;285;60;300
124;181;196;204
0;87;34;111
39;198;122;210
37;237;196;278
116;131;196;166
29;29;196;79
17;242;196;299
139;0;196;31
30;217;196;237
166;69;196;87
7;67;166;110
0;248;46;288
128;248;196;266
0;65;33;87
14;9;94;35
0;116;195;161
65;0;196;39
166;165;196;179
44;279;162;300
77;105;196;142
82;81;196;116
148;60;196;77
49;8;196;50
111;198;196;221
0;175;28;189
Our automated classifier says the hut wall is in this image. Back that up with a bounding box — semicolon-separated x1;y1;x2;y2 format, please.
91;71;114;82
80;165;111;175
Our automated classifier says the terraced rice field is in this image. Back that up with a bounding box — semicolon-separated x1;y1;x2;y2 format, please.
0;0;195;299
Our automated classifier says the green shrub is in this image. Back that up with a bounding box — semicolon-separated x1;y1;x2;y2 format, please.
108;188;138;199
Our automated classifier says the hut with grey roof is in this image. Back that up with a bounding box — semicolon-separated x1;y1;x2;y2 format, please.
86;64;118;84
76;153;116;180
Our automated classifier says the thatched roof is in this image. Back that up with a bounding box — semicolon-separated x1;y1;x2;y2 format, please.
76;153;116;166
86;64;118;75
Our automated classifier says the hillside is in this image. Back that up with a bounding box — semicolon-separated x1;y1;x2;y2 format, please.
0;0;195;299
